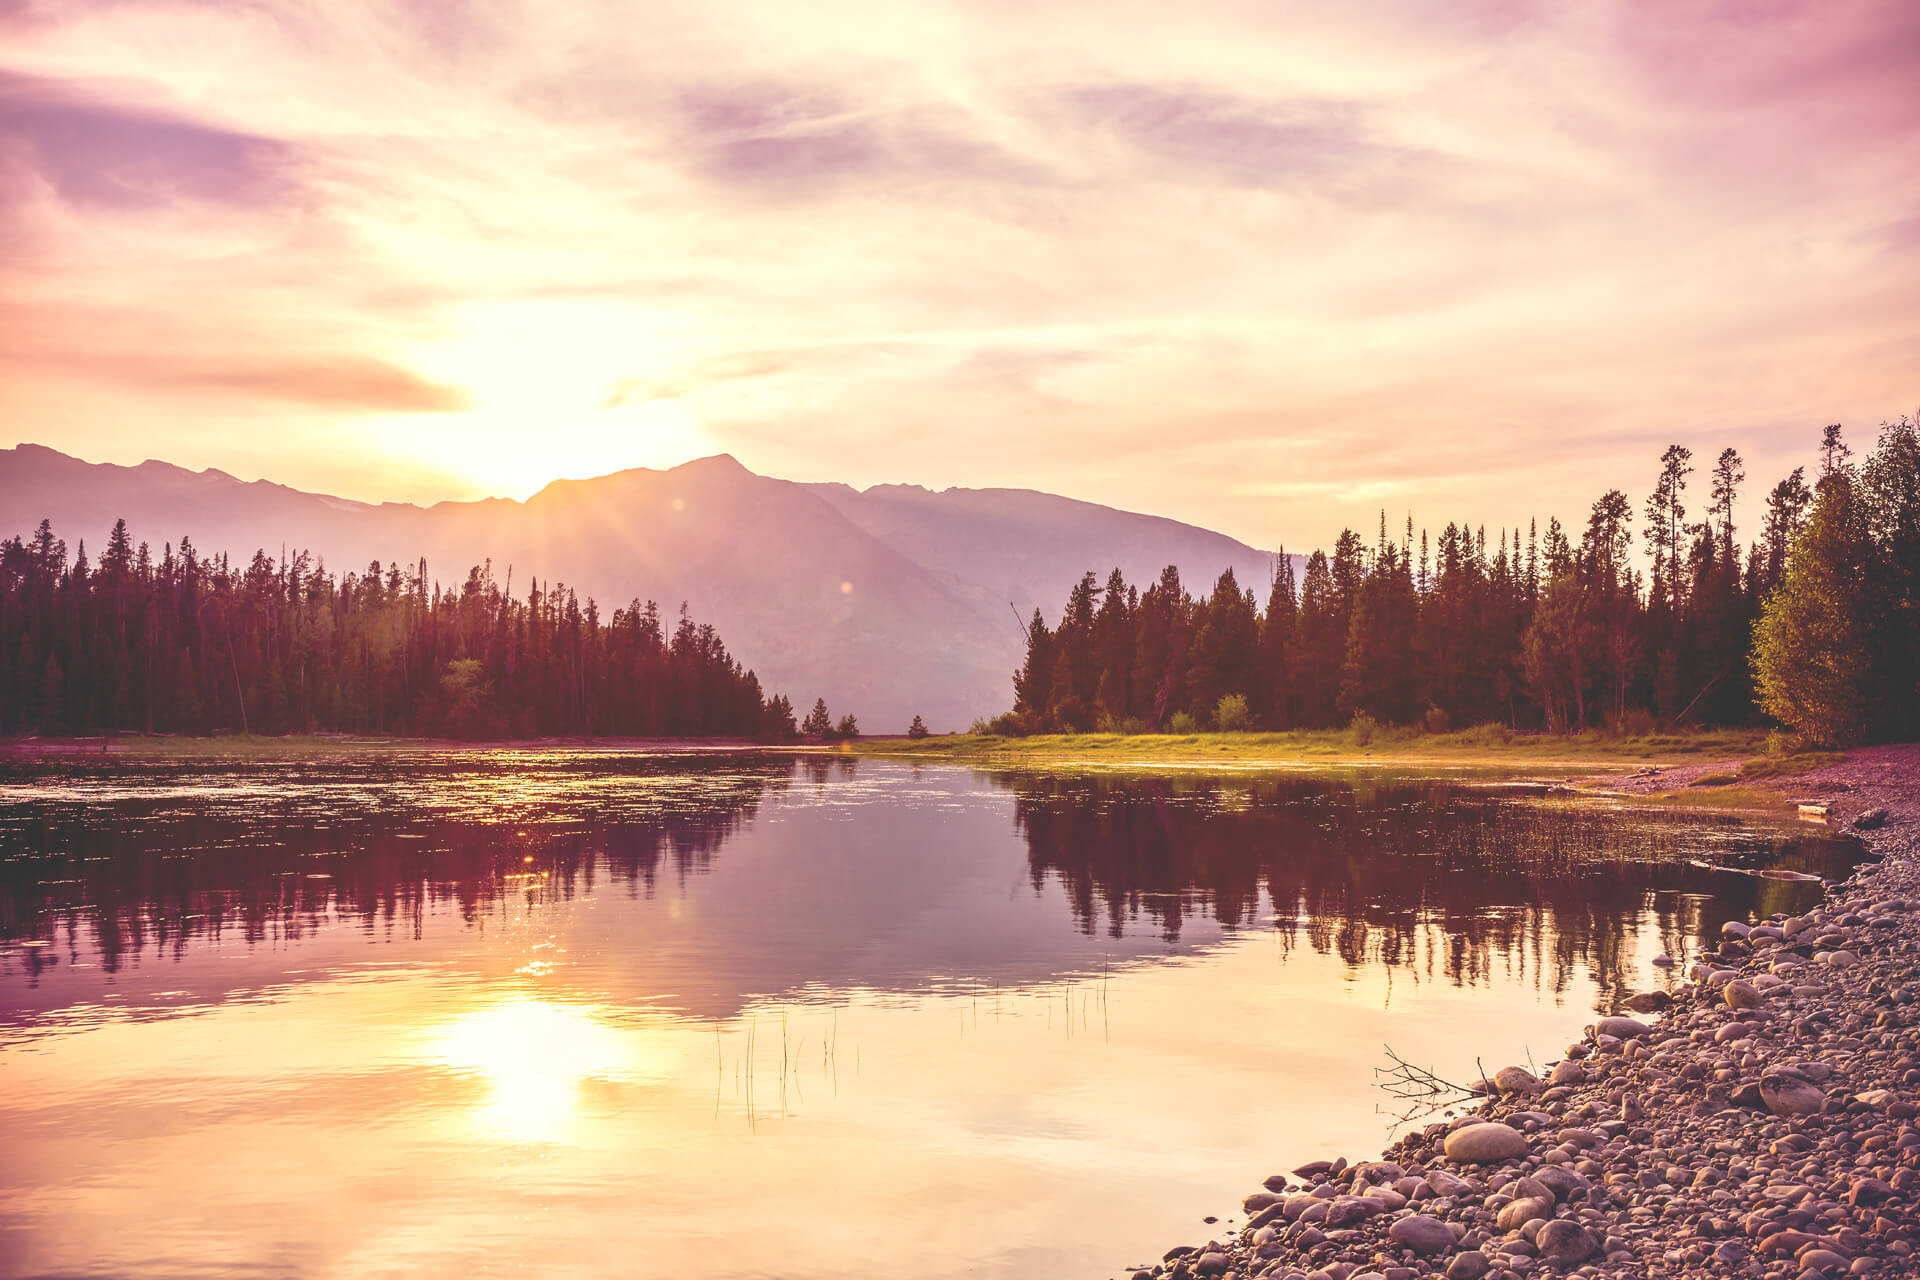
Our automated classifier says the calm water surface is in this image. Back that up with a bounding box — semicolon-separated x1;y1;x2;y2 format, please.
0;751;1860;1280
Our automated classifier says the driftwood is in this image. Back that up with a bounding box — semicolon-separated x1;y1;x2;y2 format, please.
1375;1045;1478;1127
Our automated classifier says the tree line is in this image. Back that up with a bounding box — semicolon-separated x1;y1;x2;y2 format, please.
1000;418;1919;746
0;521;805;740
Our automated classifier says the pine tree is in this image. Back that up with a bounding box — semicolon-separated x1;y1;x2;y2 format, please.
802;697;833;737
1752;474;1878;745
907;713;929;738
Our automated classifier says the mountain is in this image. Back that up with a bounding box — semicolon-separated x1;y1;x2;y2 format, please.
0;443;1284;731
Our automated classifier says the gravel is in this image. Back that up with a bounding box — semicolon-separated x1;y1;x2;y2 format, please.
1127;745;1920;1280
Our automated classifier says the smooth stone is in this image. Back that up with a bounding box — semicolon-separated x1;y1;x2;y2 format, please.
1388;1215;1457;1255
1726;979;1764;1009
1495;1194;1553;1230
1444;1254;1490;1280
1492;1065;1539;1094
1761;1070;1827;1116
1549;1059;1585;1085
1593;1015;1649;1039
1444;1122;1529;1164
1535;1220;1597;1264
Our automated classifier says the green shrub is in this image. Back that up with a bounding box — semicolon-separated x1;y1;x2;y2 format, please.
1214;693;1253;732
1348;711;1379;746
1605;707;1657;738
1764;728;1806;757
1166;711;1199;735
1422;704;1451;734
1457;723;1512;747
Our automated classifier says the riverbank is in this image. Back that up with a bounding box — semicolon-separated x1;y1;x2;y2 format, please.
1129;744;1919;1280
849;727;1788;775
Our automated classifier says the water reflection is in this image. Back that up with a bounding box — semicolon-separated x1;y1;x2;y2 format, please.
0;752;1861;1280
1006;771;1851;1008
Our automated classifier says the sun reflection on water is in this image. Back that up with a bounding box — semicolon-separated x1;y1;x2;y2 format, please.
431;998;631;1142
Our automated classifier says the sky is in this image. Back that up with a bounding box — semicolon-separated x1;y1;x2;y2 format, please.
1;0;1915;553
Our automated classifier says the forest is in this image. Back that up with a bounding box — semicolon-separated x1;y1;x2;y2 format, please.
999;419;1920;747
0;528;799;740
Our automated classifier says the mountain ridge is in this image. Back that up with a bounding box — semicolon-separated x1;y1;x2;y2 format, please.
0;442;1285;730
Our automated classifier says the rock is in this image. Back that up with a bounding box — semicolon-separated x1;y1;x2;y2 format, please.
1760;1069;1827;1116
1801;1249;1850;1274
1549;1059;1585;1085
1445;1253;1490;1280
1723;920;1752;938
1726;979;1764;1009
1495;1194;1553;1230
1533;1165;1586;1200
1826;949;1861;969
1593;1015;1649;1038
1193;1251;1230;1275
1535;1220;1597;1264
1388;1215;1457;1255
1849;1177;1893;1206
1854;807;1890;830
1492;1065;1539;1094
1425;1170;1473;1197
1443;1122;1528;1164
1242;1192;1283;1214
1263;1174;1290;1192
1292;1159;1333;1178
1622;990;1672;1013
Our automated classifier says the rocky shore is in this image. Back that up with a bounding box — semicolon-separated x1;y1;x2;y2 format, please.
1132;745;1920;1280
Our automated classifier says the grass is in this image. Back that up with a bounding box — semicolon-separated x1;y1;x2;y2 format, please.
1634;785;1807;817
845;726;1772;774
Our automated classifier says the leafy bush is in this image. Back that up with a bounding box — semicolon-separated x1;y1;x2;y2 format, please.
1764;729;1806;757
1214;693;1253;732
1422;704;1451;734
1348;711;1380;746
1166;711;1199;735
1604;707;1657;738
1457;723;1513;747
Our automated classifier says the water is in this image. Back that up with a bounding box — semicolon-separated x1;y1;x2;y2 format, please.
0;751;1860;1280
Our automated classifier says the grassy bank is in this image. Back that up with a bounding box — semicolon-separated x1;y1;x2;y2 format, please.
846;726;1775;773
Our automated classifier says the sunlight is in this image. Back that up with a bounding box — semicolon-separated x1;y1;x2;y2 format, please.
365;398;719;500
430;998;631;1143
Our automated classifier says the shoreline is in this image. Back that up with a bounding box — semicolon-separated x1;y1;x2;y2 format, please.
1130;743;1919;1280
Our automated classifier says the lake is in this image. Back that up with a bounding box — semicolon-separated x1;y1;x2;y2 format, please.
0;751;1861;1280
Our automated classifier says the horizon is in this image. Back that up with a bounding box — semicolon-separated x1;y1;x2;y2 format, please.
4;1;1916;553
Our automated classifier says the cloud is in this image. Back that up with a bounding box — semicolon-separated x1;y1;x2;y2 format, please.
0;70;296;211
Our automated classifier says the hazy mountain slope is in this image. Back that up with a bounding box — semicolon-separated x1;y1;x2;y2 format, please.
808;481;1286;626
0;444;1286;730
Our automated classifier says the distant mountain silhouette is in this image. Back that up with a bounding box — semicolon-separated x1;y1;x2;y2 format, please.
0;443;1284;730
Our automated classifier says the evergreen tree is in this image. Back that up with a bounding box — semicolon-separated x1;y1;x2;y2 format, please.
802;697;833;737
1752;474;1878;745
